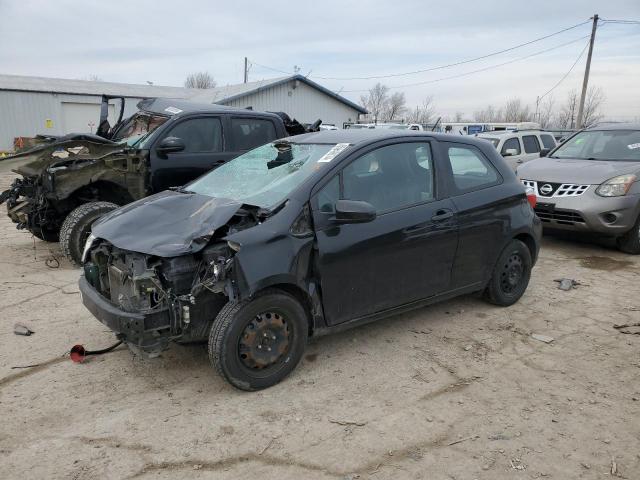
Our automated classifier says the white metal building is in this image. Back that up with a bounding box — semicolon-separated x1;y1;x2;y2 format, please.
0;74;366;150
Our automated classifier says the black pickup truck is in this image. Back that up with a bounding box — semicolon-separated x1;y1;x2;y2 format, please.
0;96;316;264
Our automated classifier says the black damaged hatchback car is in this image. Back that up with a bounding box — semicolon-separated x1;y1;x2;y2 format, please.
80;130;541;390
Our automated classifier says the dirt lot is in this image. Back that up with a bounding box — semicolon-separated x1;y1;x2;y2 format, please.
0;158;639;480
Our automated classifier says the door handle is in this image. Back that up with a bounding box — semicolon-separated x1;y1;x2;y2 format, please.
516;159;524;164
431;209;454;221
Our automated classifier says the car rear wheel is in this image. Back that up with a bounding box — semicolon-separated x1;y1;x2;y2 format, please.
484;239;532;306
59;201;118;266
616;216;640;254
208;289;308;391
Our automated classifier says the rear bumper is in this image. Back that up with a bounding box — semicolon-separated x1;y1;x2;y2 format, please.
79;275;173;351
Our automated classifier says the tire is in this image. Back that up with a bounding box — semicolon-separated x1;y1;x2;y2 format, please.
59;201;118;266
30;225;59;242
616;216;640;254
483;239;532;307
208;289;308;391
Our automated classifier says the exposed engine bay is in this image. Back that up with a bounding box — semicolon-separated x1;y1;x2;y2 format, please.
82;204;267;354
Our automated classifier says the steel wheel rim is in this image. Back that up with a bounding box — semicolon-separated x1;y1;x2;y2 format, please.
500;253;524;294
238;312;291;370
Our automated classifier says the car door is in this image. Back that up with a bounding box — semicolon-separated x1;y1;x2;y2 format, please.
499;136;524;170
539;133;557;154
311;140;459;326
149;115;228;192
226;116;279;159
520;134;542;164
441;142;509;288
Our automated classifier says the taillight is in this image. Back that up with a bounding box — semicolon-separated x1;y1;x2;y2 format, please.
525;186;537;209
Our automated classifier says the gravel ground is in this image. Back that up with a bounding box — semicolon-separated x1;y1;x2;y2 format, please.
0;157;639;479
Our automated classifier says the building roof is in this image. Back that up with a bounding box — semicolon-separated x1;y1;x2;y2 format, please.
0;73;367;114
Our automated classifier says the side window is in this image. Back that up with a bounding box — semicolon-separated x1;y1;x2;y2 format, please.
522;135;541;153
342;142;434;213
317;175;340;213
540;134;556;149
231;118;277;151
163;117;222;153
501;137;521;155
446;144;501;194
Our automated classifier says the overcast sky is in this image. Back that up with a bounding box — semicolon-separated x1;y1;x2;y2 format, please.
1;0;639;119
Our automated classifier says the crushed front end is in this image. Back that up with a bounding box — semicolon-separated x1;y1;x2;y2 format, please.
80;240;233;355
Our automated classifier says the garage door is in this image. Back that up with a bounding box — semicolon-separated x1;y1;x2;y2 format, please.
61;102;115;134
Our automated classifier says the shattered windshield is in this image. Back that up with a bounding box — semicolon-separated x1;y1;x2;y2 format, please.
187;142;344;208
112;113;169;147
551;130;640;161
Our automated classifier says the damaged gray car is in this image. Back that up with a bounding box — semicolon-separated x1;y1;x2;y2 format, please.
80;130;540;390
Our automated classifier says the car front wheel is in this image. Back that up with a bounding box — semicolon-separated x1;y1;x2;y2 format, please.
59;201;118;266
208;289;308;391
484;239;532;306
616;215;640;254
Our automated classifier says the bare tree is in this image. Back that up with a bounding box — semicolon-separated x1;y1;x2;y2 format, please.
474;105;502;123
407;96;437;124
555;89;579;129
503;98;532;123
581;86;605;128
382;92;407;121
537;96;555;129
360;83;390;123
184;71;216;89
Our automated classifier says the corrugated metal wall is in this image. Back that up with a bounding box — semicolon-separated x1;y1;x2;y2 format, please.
221;80;360;129
0;91;142;150
0;80;361;150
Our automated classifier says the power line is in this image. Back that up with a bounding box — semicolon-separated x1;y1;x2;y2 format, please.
250;19;592;81
341;34;591;93
538;40;591;101
600;19;640;24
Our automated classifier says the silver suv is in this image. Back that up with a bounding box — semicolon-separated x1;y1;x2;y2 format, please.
517;124;640;253
477;130;557;170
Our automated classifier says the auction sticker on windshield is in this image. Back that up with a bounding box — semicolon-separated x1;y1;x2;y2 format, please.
318;143;350;163
164;106;183;115
627;143;640;150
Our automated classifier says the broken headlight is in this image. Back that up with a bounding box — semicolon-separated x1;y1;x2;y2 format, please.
82;233;97;263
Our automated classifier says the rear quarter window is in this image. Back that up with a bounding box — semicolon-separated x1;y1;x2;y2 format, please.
445;144;502;194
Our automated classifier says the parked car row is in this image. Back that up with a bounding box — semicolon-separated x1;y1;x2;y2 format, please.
3;94;638;390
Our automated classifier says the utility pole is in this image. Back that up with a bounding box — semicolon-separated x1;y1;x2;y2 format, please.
244;57;248;84
576;14;598;129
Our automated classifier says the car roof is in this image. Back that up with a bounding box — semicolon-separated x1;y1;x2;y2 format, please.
287;129;486;147
136;97;281;120
477;130;550;137
587;122;640;131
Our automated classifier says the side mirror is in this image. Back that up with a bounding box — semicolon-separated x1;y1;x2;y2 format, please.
156;136;185;157
502;148;518;157
334;200;376;224
539;148;551;157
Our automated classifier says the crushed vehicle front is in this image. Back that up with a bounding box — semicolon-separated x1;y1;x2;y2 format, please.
80;141;339;355
0;96;169;239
